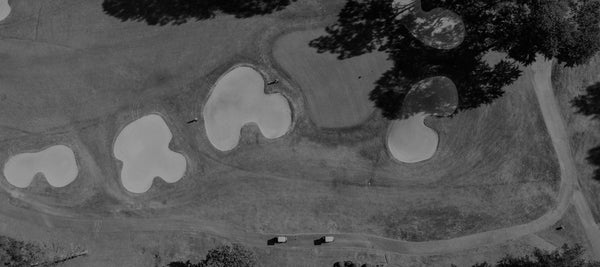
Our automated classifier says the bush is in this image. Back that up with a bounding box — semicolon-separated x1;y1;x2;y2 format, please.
168;244;256;267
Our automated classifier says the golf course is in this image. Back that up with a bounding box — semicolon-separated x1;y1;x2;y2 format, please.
0;0;599;266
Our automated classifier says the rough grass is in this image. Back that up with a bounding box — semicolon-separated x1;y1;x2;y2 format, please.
273;28;392;128
553;56;600;223
0;0;562;265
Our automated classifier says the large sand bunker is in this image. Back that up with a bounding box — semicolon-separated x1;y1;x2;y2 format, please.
114;114;187;193
0;0;10;22
3;145;78;188
203;66;291;151
387;77;458;163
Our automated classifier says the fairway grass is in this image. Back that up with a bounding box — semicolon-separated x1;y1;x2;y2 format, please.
273;29;392;128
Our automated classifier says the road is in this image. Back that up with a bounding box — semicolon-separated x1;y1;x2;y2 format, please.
1;57;599;260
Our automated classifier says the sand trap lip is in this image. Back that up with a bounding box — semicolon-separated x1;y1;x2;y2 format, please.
0;0;10;22
3;145;78;188
203;65;291;151
387;76;457;163
114;114;187;193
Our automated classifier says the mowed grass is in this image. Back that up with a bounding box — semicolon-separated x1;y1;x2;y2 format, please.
206;57;560;241
273;29;392;128
0;0;561;265
553;56;600;222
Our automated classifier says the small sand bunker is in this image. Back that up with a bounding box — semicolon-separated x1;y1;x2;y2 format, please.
114;114;187;193
394;0;465;50
203;66;291;151
0;0;10;22
387;77;458;163
3;145;78;188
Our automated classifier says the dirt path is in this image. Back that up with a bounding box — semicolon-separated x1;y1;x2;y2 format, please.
531;57;600;260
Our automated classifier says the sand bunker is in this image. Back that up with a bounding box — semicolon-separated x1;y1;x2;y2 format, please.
0;0;10;22
393;0;465;50
3;145;78;188
203;66;291;151
114;114;187;193
387;77;458;163
388;113;438;163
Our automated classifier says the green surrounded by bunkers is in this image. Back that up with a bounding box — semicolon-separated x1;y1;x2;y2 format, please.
0;0;599;266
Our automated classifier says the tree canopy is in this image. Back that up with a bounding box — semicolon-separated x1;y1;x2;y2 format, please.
0;235;86;267
311;0;600;119
102;0;296;25
573;82;600;182
0;235;44;267
467;244;600;267
168;244;257;267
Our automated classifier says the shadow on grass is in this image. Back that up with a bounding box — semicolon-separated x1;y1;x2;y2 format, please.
309;0;600;120
102;0;296;25
308;0;520;120
572;82;600;182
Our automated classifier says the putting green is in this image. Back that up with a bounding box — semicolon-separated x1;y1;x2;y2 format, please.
273;29;391;128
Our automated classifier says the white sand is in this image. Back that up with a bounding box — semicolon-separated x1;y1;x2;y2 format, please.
203;66;291;151
114;114;187;193
387;76;457;163
3;145;78;188
0;0;10;22
387;113;438;163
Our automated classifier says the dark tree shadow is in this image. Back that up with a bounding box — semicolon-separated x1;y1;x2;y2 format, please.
309;0;521;120
572;83;600;120
333;261;379;267
310;0;600;120
572;82;600;181
587;146;600;181
102;0;296;25
167;261;196;267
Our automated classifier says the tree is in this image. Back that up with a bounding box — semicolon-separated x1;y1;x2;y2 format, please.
102;0;296;25
0;235;44;267
333;261;383;267
468;244;600;267
573;82;600;182
168;244;257;267
311;0;600;119
0;235;87;267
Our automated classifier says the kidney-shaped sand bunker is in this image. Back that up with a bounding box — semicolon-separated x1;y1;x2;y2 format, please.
3;145;78;188
203;66;291;151
114;114;187;193
387;76;458;163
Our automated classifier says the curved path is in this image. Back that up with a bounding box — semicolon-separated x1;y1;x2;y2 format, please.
2;57;598;258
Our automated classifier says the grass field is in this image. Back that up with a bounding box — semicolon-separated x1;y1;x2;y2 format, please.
273;29;392;128
553;56;600;222
0;0;564;265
